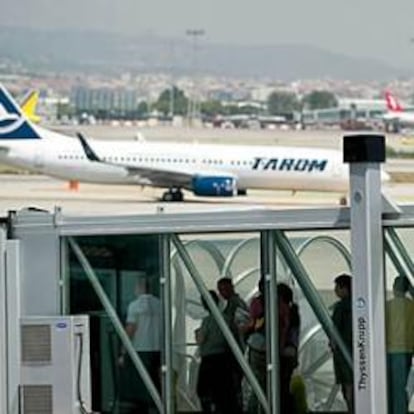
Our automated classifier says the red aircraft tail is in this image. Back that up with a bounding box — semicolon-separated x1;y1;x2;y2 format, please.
385;91;403;112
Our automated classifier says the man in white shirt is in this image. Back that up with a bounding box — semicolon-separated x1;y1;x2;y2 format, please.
126;277;161;352
120;275;161;414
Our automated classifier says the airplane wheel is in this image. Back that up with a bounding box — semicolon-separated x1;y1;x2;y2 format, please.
162;192;174;202
162;189;184;202
173;190;184;202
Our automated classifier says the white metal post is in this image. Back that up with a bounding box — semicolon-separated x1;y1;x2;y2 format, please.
344;134;387;414
6;240;21;414
261;231;279;414
160;234;174;414
0;228;7;414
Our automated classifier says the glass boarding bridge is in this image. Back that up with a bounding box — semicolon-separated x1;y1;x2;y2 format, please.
0;201;413;414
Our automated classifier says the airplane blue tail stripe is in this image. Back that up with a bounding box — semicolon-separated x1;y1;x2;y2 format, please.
0;122;41;139
0;86;41;140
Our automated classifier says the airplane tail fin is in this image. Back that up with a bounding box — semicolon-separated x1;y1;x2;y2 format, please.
20;90;41;123
0;85;41;140
385;90;403;112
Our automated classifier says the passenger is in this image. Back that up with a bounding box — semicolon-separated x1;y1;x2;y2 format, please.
246;278;266;414
386;275;414;414
217;277;249;410
217;277;249;348
195;290;238;413
278;282;301;414
331;273;353;414
119;275;161;414
246;280;301;414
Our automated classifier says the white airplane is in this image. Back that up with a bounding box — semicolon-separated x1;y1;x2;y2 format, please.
383;91;414;132
0;85;352;202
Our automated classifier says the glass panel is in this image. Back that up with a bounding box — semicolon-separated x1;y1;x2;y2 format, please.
62;226;355;413
171;232;262;413
384;227;414;414
282;229;353;412
66;234;163;413
171;229;353;413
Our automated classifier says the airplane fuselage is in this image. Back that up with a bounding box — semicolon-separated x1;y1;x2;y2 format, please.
0;125;349;193
383;111;414;125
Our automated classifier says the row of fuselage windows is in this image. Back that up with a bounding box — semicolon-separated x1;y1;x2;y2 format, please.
57;154;254;166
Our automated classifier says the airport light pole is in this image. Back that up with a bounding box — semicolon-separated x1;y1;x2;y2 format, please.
186;29;205;126
168;40;176;120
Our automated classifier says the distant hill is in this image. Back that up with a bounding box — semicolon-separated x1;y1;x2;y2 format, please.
0;27;409;80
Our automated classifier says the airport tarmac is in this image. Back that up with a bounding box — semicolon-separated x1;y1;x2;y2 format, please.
53;124;411;152
0;173;412;217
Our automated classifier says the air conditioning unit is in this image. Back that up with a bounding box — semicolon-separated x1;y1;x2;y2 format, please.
20;315;91;414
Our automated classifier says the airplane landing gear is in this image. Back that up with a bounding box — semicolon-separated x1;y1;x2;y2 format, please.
162;187;184;202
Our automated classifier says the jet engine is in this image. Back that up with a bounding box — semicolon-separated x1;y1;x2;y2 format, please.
192;176;237;197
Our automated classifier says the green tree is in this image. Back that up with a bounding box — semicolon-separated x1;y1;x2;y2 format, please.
267;91;300;114
302;90;338;110
154;86;188;116
137;101;149;116
200;100;223;117
222;104;239;116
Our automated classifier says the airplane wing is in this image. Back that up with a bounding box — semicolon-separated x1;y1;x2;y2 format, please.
77;133;208;189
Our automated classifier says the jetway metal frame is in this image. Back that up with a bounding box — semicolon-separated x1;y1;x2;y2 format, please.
2;199;414;413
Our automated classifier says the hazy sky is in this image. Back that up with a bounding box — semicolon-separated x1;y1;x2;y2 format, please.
3;0;414;69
